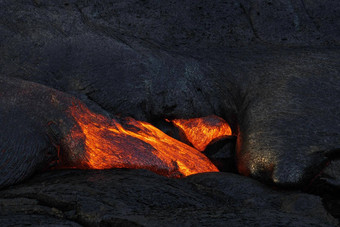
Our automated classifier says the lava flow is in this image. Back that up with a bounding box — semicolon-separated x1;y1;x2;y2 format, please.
170;115;232;152
61;101;219;177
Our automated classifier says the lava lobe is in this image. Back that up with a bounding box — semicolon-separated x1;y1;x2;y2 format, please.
58;101;219;178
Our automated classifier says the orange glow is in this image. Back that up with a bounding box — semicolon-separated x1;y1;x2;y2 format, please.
171;115;232;152
61;101;218;177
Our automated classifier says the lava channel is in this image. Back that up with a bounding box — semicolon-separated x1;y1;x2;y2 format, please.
59;101;219;178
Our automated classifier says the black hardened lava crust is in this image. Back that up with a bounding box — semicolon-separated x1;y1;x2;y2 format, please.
0;1;339;226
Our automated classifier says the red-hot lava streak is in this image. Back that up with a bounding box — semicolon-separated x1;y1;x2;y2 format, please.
170;115;232;152
62;102;219;177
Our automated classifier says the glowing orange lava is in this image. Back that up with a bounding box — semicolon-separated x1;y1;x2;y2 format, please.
171;115;232;152
62;101;219;177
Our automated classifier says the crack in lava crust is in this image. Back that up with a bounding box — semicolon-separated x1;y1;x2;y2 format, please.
59;101;219;178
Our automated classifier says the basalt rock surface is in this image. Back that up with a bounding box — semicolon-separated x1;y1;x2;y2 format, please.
0;0;340;225
0;77;112;188
0;0;339;186
0;77;73;188
0;169;338;226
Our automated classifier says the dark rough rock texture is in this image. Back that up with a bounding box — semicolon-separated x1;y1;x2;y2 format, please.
0;0;340;225
231;48;340;185
0;169;338;226
0;0;339;186
323;160;340;188
0;77;114;188
307;159;340;220
0;77;73;189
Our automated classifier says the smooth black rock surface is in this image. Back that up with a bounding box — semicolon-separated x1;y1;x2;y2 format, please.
0;77;73;188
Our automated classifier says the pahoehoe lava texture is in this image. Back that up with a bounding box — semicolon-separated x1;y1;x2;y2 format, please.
1;0;340;226
233;48;340;186
0;0;340;187
0;77;90;188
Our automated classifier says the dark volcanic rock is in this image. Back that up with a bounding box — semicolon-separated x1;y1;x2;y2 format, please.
3;0;335;54
323;159;340;187
0;0;339;195
203;137;236;172
306;158;340;220
0;77;75;188
0;77;112;188
0;170;338;226
1;1;340;225
229;48;340;185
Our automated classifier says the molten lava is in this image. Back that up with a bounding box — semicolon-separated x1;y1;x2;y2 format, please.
170;115;232;152
62;102;219;177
